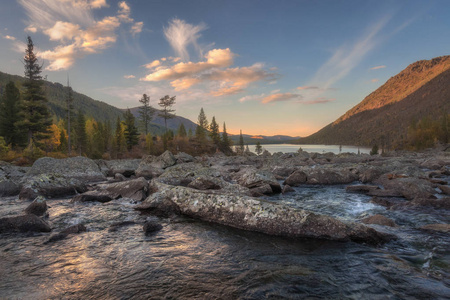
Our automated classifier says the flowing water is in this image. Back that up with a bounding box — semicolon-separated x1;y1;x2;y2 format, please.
0;183;449;299
251;144;372;155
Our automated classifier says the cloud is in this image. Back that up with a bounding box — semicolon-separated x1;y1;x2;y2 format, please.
370;65;386;70
3;35;16;40
17;0;142;70
371;78;379;82
163;18;207;61
261;93;302;104
131;21;143;36
310;15;391;90
144;59;161;69
302;97;336;104
297;86;319;90
171;78;201;91
239;93;266;103
124;74;135;79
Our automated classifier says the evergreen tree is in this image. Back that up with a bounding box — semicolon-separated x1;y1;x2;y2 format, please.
139;93;153;135
75;110;87;155
221;122;231;152
114;116;125;155
0;81;25;147
16;36;52;147
209;116;220;146
59;129;67;152
255;141;262;155
238;130;245;153
178;123;187;137
195;108;208;142
188;128;193;138
66;78;74;155
158;95;176;133
123;109;139;150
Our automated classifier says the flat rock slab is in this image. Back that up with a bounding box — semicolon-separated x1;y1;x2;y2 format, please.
346;185;380;194
142;182;390;244
71;190;115;203
0;214;51;233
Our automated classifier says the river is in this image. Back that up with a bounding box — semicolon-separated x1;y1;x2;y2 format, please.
251;144;372;155
1;182;448;299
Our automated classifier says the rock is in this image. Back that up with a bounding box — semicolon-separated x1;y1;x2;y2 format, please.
361;214;397;227
19;174;87;201
235;168;281;194
175;152;195;163
282;184;294;194
438;185;450;195
272;166;295;178
71;190;115;203
27;156;106;182
114;173;126;181
143;220;163;234
108;221;136;232
100;177;149;201
359;167;384;183
367;189;403;198
283;170;307;186
306;168;358;185
24;196;47;216
140;181;391;244
410;197;450;209
0;214;51;233
250;184;273;197
105;159;140;177
45;224;86;243
420;224;450;233
187;176;221;190
346;185;380;194
0;162;28;196
135;192;181;217
370;197;396;208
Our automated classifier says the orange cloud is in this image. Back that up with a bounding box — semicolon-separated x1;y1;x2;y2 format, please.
261;93;302;104
370;65;386;70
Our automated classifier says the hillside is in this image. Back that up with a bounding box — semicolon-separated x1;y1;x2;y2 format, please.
229;134;299;145
299;56;450;147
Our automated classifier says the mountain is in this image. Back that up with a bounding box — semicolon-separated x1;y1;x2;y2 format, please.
298;55;450;147
126;107;197;134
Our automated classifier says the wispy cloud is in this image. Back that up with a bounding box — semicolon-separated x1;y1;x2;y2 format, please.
2;34;16;40
302;97;336;104
17;0;143;71
371;78;379;82
370;65;386;70
310;15;391;90
124;74;135;79
262;93;302;104
297;86;319;90
131;21;143;36
163;18;207;62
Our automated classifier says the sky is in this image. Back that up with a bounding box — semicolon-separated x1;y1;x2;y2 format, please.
0;0;449;136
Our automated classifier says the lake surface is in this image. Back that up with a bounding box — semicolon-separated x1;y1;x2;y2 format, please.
1;183;448;299
252;144;371;154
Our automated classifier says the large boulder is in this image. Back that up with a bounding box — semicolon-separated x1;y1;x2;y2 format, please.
0;214;51;233
105;159;141;177
19;174;87;201
283;170;307;186
97;177;149;201
27;156;106;182
139;182;390;244
376;176;436;200
0;162;28;196
135;151;177;179
306;168;358;185
234;168;281;194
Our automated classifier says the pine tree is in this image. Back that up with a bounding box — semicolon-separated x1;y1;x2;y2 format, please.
178;123;187;137
209;116;220;146
123;109;139;150
0;81;25;147
158;95;176;133
66;78;74;155
195;108;208;142
139;93;153;135
238;130;245;154
221;122;231;152
255;141;262;155
16;36;52;147
75;110;87;155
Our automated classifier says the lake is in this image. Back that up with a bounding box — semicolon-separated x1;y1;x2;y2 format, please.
251;144;371;154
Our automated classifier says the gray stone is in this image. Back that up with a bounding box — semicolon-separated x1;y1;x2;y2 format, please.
0;214;51;233
361;214;397;227
283;170;307;186
24;196;48;216
71;190;115;203
105;159;140;177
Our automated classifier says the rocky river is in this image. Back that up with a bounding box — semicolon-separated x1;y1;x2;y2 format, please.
0;149;449;299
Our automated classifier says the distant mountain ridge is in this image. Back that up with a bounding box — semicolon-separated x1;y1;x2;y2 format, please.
299;55;450;147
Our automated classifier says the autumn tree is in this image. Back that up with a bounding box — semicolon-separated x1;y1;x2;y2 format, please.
0;81;25;147
158;95;176;133
139;93;154;135
123;109;139;150
42;124;61;153
114;116;126;156
16;36;52;147
209;116;220;147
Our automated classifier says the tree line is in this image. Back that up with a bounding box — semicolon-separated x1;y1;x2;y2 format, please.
0;36;251;164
